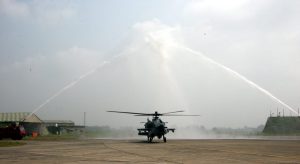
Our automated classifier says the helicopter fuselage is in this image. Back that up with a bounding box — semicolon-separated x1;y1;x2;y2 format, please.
107;110;198;143
138;117;175;142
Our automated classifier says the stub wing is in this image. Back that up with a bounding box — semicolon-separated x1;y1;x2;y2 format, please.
167;128;175;133
137;128;176;135
137;128;149;135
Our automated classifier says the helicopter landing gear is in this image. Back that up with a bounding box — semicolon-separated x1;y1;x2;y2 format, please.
148;136;153;143
163;136;167;143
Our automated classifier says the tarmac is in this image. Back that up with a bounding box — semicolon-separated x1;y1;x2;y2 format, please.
0;139;299;163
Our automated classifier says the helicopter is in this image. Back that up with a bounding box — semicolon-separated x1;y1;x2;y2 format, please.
107;110;199;143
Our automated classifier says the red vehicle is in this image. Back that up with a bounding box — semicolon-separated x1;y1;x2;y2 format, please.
0;123;26;140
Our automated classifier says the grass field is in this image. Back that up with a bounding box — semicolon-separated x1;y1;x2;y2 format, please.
0;141;26;147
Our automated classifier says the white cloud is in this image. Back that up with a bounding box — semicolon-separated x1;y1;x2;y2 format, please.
133;19;183;60
0;0;30;17
1;46;102;76
31;0;76;25
184;0;251;19
0;0;76;25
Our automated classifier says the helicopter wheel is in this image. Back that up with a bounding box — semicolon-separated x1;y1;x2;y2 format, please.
149;137;153;143
163;136;166;143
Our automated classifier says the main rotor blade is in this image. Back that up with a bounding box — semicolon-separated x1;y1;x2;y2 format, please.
107;110;149;115
134;114;157;116
162;114;201;116
161;110;185;114
107;110;200;116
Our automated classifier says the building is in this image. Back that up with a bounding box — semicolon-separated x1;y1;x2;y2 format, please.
0;112;83;135
263;116;300;134
43;120;85;135
0;112;43;135
43;120;75;127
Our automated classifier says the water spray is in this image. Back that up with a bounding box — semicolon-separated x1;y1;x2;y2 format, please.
146;32;190;113
178;45;298;115
24;61;109;121
145;29;297;116
25;23;298;122
25;46;139;121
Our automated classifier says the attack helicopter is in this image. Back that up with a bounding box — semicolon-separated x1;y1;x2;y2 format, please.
107;110;199;143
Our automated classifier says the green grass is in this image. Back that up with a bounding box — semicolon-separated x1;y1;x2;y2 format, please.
0;141;26;147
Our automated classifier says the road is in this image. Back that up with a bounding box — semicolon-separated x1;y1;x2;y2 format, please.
0;139;299;163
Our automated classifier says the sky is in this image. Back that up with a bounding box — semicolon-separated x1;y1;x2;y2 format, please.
0;0;299;128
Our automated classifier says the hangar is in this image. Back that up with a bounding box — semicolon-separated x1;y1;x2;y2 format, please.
0;112;82;136
0;112;43;135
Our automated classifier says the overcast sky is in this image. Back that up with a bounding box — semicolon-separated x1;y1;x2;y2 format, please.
0;0;299;128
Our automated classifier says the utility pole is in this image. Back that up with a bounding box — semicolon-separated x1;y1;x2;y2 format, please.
84;112;86;127
277;107;279;117
283;108;284;117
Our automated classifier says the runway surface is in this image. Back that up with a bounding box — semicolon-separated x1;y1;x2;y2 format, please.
0;139;299;163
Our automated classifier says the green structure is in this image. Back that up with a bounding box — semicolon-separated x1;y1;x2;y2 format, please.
263;116;300;135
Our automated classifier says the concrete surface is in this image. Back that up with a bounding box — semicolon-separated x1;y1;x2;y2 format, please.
0;139;299;163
